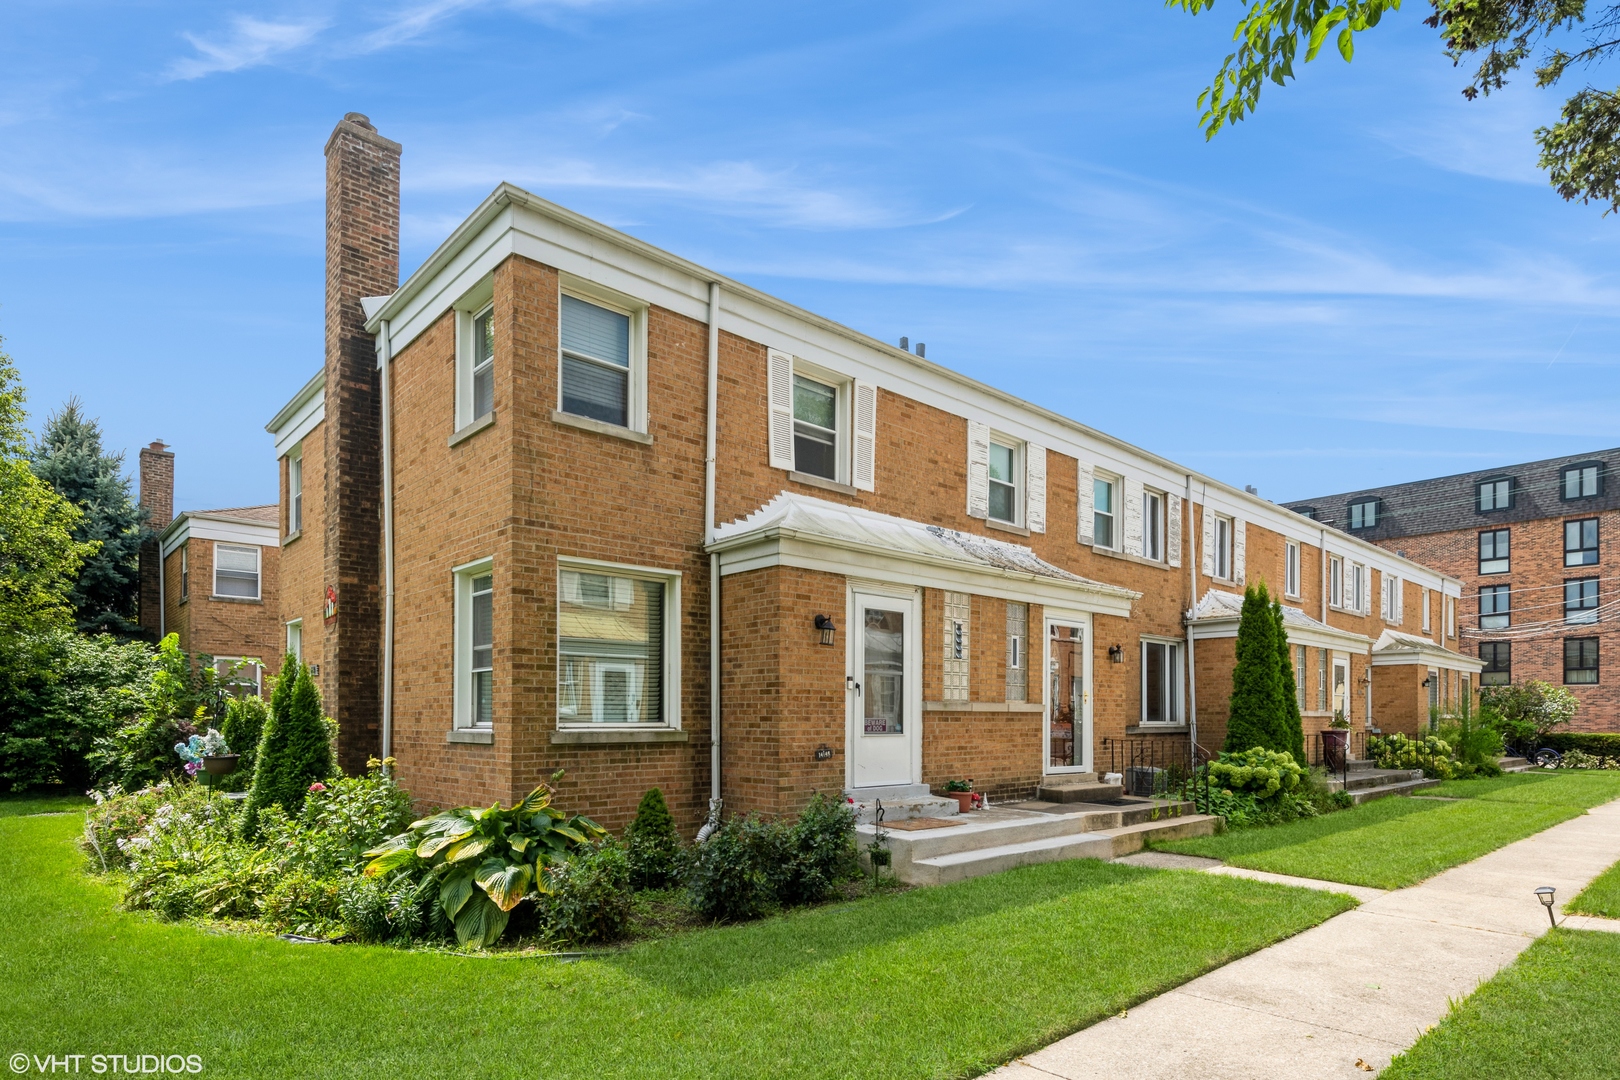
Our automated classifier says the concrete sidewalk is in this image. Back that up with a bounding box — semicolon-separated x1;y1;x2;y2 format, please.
992;798;1620;1080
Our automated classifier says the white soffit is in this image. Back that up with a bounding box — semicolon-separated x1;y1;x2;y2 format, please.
707;492;1139;616
160;513;281;559
1371;629;1487;671
266;369;326;458
1188;589;1373;651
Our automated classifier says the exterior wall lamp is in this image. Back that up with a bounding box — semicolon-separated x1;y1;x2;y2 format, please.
1108;645;1124;664
814;614;836;647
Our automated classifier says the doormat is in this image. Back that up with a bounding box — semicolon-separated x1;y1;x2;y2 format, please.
883;817;965;831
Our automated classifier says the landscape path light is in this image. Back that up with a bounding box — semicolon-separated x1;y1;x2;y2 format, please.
1534;886;1557;928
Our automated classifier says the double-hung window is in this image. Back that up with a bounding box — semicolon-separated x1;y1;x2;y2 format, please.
1566;578;1600;625
213;657;263;697
1477;477;1512;512
179;546;189;600
1479;529;1510;574
470;306;495;422
452;564;495;730
1480;642;1511;686
1213;515;1233;580
1564;638;1599;685
1565;518;1599;567
1093;477;1117;548
1143;490;1165;562
1563;463;1602;500
1284;540;1301;598
1295;645;1307;710
1140;639;1182;724
213;543;261;599
988;440;1020;524
286;619;303;663
1479;584;1510;629
1329;555;1344;608
560;293;635;428
1348;499;1379;530
1317;649;1328;711
288;449;303;536
1421;588;1432;633
1351;564;1367;614
792;374;839;480
558;562;679;726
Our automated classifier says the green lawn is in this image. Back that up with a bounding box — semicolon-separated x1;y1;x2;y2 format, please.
1567;858;1620;919
0;789;90;818
1424;771;1620;808
0;812;1353;1079
1382;931;1620;1079
1154;792;1581;889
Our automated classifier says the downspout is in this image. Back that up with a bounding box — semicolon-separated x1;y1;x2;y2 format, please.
1319;527;1328;623
158;538;166;641
380;318;396;764
705;283;722;806
1184;476;1198;761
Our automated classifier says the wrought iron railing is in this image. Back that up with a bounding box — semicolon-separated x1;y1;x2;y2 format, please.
1309;729;1368;789
1100;734;1210;810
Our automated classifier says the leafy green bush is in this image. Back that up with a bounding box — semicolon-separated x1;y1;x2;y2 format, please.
1208;747;1304;797
1369;733;1455;778
1481;679;1578;735
338;872;433;943
263;869;343;936
218;694;268;786
1558;749;1620;770
240;659;333;839
90;634;235;791
257;765;413;879
779;793;858;905
541;840;633;946
1438;712;1504;774
685;813;791;922
623;787;682;890
1544;732;1620;757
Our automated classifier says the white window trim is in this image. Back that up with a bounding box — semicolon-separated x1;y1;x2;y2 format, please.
179;545;189;600
987;433;1024;526
213;656;264;697
212;542;261;601
557;277;649;435
1284;540;1301;599
1213;514;1233;581
1092;472;1119;550
791;357;852;484
1421;588;1431;634
1329;554;1344;610
287;445;303;537
452;557;495;730
1143;489;1166;562
556;555;682;731
453;276;496;432
1139;635;1185;725
286;619;303;663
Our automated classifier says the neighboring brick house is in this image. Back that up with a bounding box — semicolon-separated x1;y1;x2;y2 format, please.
1290;449;1620;733
156;504;283;693
267;113;1479;832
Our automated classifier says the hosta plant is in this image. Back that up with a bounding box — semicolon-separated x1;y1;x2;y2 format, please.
362;783;605;948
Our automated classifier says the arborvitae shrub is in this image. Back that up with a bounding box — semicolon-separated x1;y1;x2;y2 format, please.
623;787;682;890
240;661;334;839
1271;601;1306;763
1225;583;1286;755
220;695;268;776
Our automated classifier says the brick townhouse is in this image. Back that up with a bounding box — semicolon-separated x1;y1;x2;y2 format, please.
265;113;1480;832
1290;448;1620;733
134;439;284;693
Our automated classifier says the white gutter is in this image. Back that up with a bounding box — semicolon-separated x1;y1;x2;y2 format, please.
1185;476;1197;759
380;318;396;764
705;282;722;805
158;543;165;641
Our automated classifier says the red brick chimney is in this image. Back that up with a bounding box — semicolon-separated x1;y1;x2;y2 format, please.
137;440;174;639
323;112;401;772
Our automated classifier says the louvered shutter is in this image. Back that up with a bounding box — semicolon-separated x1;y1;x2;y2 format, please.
1167;493;1182;568
1233;518;1247;585
1395;576;1404;624
852;381;876;492
1124;478;1144;556
966;420;990;519
1026;444;1047;533
767;349;795;471
1076;461;1095;545
1200;505;1215;576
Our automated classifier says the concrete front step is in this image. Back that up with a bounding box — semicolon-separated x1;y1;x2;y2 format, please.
1037;779;1125;803
1499;756;1532;774
1327;767;1425;793
1348;776;1440;804
844;784;959;824
902;815;1221;886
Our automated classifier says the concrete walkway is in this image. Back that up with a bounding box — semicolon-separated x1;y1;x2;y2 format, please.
992;798;1620;1080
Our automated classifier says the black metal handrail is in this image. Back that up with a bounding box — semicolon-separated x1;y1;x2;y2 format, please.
1100;734;1209;810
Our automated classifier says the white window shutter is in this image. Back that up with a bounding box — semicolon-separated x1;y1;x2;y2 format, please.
1395;577;1404;624
1167;493;1182;568
852;381;877;492
1025;444;1047;533
966;420;990;519
1124;478;1144;556
1233;518;1247;585
1076;461;1095;545
767;349;795;471
1200;505;1215;577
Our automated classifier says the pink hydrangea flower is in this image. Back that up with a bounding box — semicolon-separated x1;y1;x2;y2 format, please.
308;782;327;793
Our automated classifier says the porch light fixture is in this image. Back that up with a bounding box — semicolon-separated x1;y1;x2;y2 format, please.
814;614;836;646
1534;886;1557;928
1108;644;1124;664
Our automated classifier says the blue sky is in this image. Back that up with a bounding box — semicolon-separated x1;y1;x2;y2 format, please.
2;1;1617;513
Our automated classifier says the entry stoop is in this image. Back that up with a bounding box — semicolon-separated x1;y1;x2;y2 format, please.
858;800;1220;886
1326;760;1440;803
1036;773;1126;803
844;784;959;824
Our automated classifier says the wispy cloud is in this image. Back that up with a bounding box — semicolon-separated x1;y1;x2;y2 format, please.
167;16;329;81
356;0;488;53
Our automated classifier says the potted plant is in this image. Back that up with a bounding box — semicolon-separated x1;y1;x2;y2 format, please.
1322;711;1350;770
943;778;976;813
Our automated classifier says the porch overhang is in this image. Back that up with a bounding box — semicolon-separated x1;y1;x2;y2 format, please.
1187;589;1372;652
707;493;1139;617
1369;629;1486;672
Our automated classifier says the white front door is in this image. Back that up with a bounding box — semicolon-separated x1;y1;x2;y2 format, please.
1045;616;1092;773
847;587;921;789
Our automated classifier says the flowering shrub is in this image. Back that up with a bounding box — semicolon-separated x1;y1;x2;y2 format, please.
1558;749;1620;770
1207;747;1304;798
1369;733;1455;778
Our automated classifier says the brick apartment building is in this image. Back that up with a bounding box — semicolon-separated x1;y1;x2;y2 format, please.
264;113;1481;832
1290;449;1619;733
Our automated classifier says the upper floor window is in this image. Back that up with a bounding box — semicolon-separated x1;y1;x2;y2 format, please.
988;439;1021;524
1565;518;1599;567
1421;587;1431;633
454;561;495;729
1480;641;1511;686
1141;639;1182;724
1479;584;1510;629
560;293;635;429
179;546;189;600
1381;574;1401;622
287;448;303;536
213;543;261;600
792;374;839;480
471;306;495;420
1479;529;1510;574
1348;499;1379;530
1213;514;1233;580
1292;505;1317;520
1093;476;1117;548
1477;476;1512;512
558;563;678;726
1563;462;1603;500
1284;540;1301;598
1565;578;1599;625
1351;563;1367;614
1564;637;1599;685
1329;554;1344;608
1143;490;1165;562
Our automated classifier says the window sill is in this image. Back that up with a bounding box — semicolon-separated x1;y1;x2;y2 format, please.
209;595;264;605
551;727;689;745
985;518;1031;537
1209;575;1238;588
1092;545;1170;570
447;728;494;745
448;411;496;447
789;471;858;497
923;701;1044;713
1126;724;1187;735
282;529;302;546
550;410;653;445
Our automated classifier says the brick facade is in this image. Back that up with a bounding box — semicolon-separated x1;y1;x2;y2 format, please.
137;441;174;640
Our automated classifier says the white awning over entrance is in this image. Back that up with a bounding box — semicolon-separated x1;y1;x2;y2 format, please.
1187;589;1373;652
707;492;1139;616
1371;628;1486;672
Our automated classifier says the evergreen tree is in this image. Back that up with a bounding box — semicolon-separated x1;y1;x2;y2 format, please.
1272;601;1306;763
1224;582;1286;755
239;659;334;838
28;398;145;637
623;787;682;890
